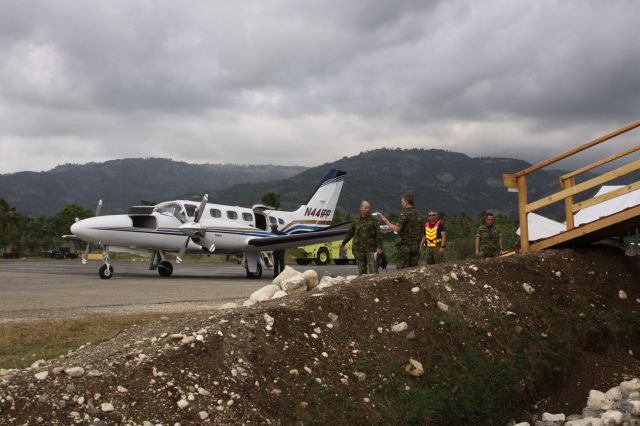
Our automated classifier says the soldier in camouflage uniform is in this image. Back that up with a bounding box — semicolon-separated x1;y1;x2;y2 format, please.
381;194;423;269
475;212;503;258
340;200;382;275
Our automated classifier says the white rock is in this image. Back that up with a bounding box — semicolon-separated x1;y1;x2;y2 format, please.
601;410;623;425
628;400;640;416
30;359;45;369
604;386;624;401
328;313;339;321
272;265;301;287
177;399;189;409
281;274;307;293
289;369;299;376
620;378;640;392
450;272;458;280
272;290;287;299
405;359;424;377
243;299;256;307
411;287;420;293
65;367;85;378
34;371;48;381
171;334;185;340
542;412;566;422
391;322;408;332
86;370;102;377
437;302;449;312
522;283;535;295
513;423;530;426
101;402;114;412
345;275;357;282
353;372;366;381
264;313;275;327
181;336;195;345
117;386;128;393
587;389;613;410
249;284;280;303
618;290;628;300
629;391;640;399
219;302;238;310
199;411;209;420
198;388;211;396
442;275;450;283
303;270;319;290
565;418;603;426
469;265;478;272
555;271;562;277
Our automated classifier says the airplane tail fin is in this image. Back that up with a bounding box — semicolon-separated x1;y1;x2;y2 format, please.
287;169;346;233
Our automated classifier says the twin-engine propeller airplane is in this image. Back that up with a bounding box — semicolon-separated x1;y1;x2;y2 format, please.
68;169;349;279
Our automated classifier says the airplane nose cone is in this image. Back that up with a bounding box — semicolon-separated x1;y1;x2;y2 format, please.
70;219;87;238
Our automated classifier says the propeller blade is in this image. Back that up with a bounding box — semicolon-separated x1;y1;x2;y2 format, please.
82;243;90;265
176;238;190;264
195;194;208;223
95;199;103;217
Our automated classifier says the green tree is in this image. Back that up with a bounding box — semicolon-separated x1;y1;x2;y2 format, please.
0;199;22;235
260;192;281;209
20;216;55;253
0;199;27;251
50;204;93;240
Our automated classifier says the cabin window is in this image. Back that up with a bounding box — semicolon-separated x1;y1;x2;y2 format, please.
242;213;254;222
227;210;238;220
184;204;197;218
269;216;277;224
278;218;284;225
210;208;221;218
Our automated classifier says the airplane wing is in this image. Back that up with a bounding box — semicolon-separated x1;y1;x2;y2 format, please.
247;222;351;251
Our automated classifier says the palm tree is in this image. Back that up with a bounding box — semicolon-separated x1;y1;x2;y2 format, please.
0;199;22;236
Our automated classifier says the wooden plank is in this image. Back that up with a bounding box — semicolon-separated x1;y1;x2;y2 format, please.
562;177;575;230
561;144;640;181
518;176;529;252
503;173;518;189
525;158;640;213
514;119;640;178
529;204;640;251
572;180;640;213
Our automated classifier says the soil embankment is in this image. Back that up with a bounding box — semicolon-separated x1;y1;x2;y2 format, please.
1;247;638;425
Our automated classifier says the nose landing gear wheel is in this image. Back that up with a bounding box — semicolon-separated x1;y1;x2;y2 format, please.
99;264;114;279
158;261;174;277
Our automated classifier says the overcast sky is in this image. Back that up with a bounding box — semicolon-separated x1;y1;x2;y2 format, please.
1;0;639;174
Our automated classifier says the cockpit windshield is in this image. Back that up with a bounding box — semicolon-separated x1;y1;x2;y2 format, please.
153;202;198;222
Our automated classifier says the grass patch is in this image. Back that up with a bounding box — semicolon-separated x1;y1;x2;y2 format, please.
0;314;163;369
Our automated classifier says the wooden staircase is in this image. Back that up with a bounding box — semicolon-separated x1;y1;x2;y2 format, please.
503;119;640;252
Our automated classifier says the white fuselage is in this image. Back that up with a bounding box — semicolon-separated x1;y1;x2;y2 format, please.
70;201;328;255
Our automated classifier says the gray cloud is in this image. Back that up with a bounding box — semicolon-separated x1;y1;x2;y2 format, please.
0;0;639;173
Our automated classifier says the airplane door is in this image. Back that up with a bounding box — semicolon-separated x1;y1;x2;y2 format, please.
254;212;267;230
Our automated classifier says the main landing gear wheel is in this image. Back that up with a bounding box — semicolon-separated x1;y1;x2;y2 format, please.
98;264;114;279
158;261;174;277
246;263;263;279
315;247;330;266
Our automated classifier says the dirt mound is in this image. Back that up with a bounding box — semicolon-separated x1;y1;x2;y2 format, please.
1;247;639;425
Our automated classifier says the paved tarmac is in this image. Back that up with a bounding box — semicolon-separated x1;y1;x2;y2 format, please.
0;259;359;322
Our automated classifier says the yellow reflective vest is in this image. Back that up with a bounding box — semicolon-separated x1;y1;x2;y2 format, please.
424;220;443;247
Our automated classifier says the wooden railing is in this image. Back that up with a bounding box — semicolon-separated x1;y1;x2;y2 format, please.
503;119;640;252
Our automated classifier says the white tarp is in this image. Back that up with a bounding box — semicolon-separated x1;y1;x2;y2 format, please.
517;185;640;242
574;185;640;226
516;212;567;241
